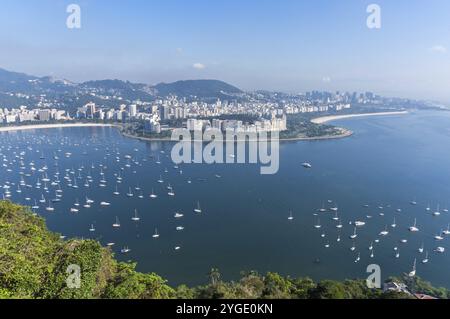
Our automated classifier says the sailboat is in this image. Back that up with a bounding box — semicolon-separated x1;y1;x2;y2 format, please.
113;185;120;195
418;242;424;254
433;204;441;216
336;219;343;229
32;200;39;210
126;187;134;197
370;248;374;258
368;242;374;251
350;241;356;251
434;232;444;241
350;227;358;239
333;211;339;221
422;251;429;264
131;209;140;221
74;198;80;207
408;218;419;232
354;252;361;263
288;211;294;220
408;259;417;277
395;248;400;259
167;186;175;197
150;189;158;199
391;218;397;228
174;212;184;218
46;200;54;212
138;191;144;199
194;201;202;213
314;218;321;229
442;224;450;236
89;224;95;232
112;217;121;228
120;247;131;254
152;228;160;238
379;226;389;236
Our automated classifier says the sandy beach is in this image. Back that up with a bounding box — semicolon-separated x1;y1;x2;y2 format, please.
311;111;408;124
0;123;119;133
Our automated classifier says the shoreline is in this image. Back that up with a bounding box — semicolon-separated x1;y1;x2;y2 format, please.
0;122;354;142
0;110;405;141
122;128;354;142
0;123;119;132
311;111;408;124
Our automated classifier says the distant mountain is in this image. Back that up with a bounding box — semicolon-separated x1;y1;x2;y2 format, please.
153;79;243;100
0;68;75;94
0;68;245;109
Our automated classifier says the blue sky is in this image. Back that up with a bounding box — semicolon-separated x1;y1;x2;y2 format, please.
1;0;450;101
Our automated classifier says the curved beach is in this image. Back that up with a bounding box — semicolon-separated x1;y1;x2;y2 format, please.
0;123;118;133
311;111;408;124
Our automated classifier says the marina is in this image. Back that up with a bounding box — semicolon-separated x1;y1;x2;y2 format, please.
1;110;450;287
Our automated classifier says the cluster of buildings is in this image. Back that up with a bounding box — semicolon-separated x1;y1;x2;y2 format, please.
185;115;287;133
0;106;69;124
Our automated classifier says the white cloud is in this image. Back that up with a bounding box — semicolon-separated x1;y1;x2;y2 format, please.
429;45;447;54
193;63;206;70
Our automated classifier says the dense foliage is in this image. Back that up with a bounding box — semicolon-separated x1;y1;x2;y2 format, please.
1;201;448;299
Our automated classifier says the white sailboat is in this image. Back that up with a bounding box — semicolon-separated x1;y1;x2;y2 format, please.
433;204;441;216
350;227;358;239
408;259;417;277
408;218;419;232
288;211;294;220
150;189;158;199
194;201;202;213
112;217;121;228
422;251;429;264
174;212;184;218
379;226;389;236
126;187;134;197
314;218;321;229
418;242;424;254
45;200;54;212
131;209;140;222
152;228;160;238
391;218;397;228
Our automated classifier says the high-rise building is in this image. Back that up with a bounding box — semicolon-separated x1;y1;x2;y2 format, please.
38;109;51;121
128;104;137;118
85;102;96;119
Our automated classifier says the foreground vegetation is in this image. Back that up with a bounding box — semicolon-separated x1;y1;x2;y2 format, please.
0;201;448;299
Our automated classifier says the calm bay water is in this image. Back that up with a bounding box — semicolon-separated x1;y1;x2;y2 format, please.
1;110;450;287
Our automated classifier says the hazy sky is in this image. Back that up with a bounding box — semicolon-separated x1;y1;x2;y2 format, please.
1;0;450;101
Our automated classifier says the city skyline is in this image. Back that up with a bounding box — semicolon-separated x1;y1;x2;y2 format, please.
1;1;450;102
